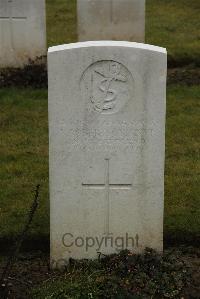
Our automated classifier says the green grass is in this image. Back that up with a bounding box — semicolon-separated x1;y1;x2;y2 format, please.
46;0;200;66
0;85;199;242
0;89;49;239
146;0;200;65
46;0;77;46
165;85;200;241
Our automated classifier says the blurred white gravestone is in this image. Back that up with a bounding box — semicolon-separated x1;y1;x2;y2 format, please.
77;0;145;42
0;0;46;68
48;41;167;268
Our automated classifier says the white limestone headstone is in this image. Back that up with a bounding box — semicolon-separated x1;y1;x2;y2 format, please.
48;41;167;268
0;0;46;68
77;0;145;42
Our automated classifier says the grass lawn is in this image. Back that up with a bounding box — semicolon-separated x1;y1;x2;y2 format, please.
46;0;200;66
0;85;199;243
0;89;49;241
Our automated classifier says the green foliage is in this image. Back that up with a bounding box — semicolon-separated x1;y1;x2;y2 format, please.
31;249;190;298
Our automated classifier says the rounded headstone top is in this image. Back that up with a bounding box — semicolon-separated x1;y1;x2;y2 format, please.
48;41;167;55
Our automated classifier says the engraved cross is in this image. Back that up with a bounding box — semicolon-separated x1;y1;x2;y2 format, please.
0;0;27;48
110;0;113;22
82;158;132;235
0;0;27;21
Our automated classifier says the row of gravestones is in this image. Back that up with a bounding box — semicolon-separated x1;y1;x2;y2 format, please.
1;0;167;269
0;0;145;67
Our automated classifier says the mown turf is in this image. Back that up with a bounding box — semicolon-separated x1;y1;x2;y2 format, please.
46;0;200;66
146;0;200;66
0;89;49;240
46;0;77;46
0;86;199;243
165;85;200;242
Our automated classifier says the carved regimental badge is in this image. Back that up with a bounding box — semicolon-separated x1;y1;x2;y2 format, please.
81;60;134;114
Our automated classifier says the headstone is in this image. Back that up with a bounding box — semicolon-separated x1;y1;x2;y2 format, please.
77;0;145;42
48;41;167;268
0;0;46;68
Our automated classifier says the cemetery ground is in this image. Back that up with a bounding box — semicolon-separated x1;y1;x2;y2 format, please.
0;0;199;298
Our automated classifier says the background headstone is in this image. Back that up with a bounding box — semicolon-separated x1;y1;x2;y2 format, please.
77;0;145;42
0;0;46;68
48;41;167;267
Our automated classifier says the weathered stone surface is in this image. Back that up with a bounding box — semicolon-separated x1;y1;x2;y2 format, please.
48;41;167;268
77;0;145;42
0;0;46;68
